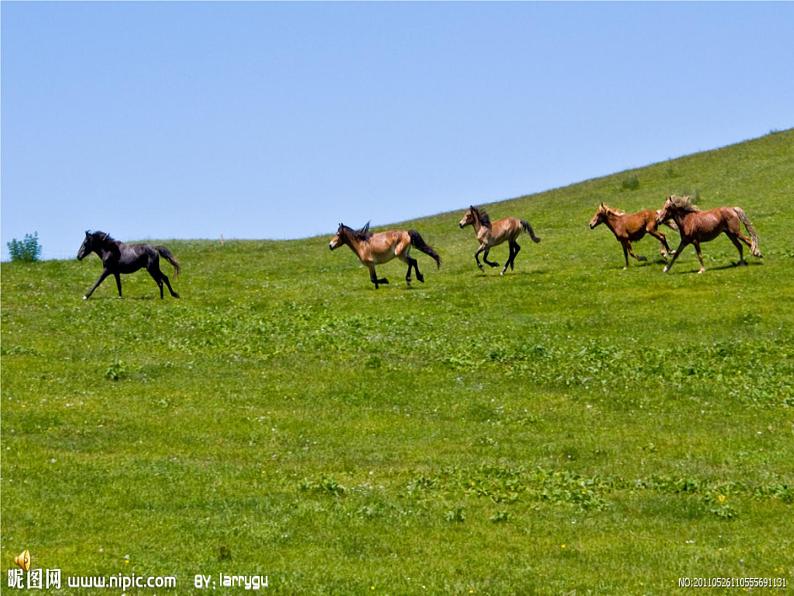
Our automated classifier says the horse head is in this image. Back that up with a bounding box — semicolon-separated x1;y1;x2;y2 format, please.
459;207;476;228
657;195;698;226
77;230;113;260
589;203;608;229
657;196;682;225
328;223;346;250
77;230;95;260
460;206;490;229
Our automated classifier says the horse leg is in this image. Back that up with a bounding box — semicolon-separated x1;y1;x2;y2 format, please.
626;241;646;263
114;272;123;297
147;265;165;298
367;263;388;289
620;241;630;269
84;268;112;299
402;256;423;286
411;257;424;283
474;246;485;271
727;233;747;266
663;240;689;273
735;231;754;250
693;241;706;273
160;270;180;297
510;241;521;270
649;230;672;258
399;254;412;287
501;241;518;276
483;248;499;268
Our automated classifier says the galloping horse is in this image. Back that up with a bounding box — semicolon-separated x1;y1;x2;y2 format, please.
589;203;675;269
77;230;181;299
655;195;762;273
458;206;541;275
329;222;441;289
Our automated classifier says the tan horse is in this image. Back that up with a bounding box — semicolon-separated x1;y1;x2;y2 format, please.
458;206;541;275
589;203;675;269
329;222;441;289
655;195;762;274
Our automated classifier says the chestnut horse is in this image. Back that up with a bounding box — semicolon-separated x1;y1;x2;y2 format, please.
458;206;541;275
329;222;441;289
655;195;762;274
589;203;675;268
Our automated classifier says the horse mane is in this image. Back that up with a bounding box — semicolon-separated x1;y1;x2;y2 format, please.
600;204;625;216
340;222;372;242
355;221;372;240
87;230;122;260
472;206;491;228
89;230;118;244
668;194;699;212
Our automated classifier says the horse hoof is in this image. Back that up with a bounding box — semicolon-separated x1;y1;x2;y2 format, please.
662;267;669;273
417;274;425;283
83;295;89;300
638;256;647;261
698;269;705;274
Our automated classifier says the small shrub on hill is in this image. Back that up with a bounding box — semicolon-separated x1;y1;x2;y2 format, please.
621;175;640;190
7;232;42;262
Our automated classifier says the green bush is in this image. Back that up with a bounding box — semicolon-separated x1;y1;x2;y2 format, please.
621;174;640;190
7;232;42;262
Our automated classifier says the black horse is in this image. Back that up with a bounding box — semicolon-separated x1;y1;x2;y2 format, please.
77;230;181;299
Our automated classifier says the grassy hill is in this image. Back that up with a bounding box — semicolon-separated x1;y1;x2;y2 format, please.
2;130;793;593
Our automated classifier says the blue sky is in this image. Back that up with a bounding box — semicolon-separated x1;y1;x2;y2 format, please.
2;2;793;260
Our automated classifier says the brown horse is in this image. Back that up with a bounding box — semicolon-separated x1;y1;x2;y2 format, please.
655;195;762;273
458;206;540;275
589;203;675;269
329;222;441;289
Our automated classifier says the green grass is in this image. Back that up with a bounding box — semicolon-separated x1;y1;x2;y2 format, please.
3;130;793;594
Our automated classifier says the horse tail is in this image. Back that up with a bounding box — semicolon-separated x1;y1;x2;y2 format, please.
408;230;441;268
734;207;762;257
521;220;541;243
157;246;181;276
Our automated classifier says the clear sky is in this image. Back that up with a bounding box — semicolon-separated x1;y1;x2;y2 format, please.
2;2;793;260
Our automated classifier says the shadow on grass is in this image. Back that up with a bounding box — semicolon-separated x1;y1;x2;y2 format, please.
667;260;763;275
470;268;552;280
84;295;160;301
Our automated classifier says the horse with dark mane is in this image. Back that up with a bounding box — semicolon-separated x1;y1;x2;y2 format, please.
655;195;762;274
77;230;181;299
458;205;541;275
328;222;441;289
589;202;675;269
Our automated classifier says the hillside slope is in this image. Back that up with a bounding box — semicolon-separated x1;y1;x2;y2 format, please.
2;130;793;593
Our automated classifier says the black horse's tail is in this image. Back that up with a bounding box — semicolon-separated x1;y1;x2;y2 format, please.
521;220;542;243
157;246;181;276
408;230;441;268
